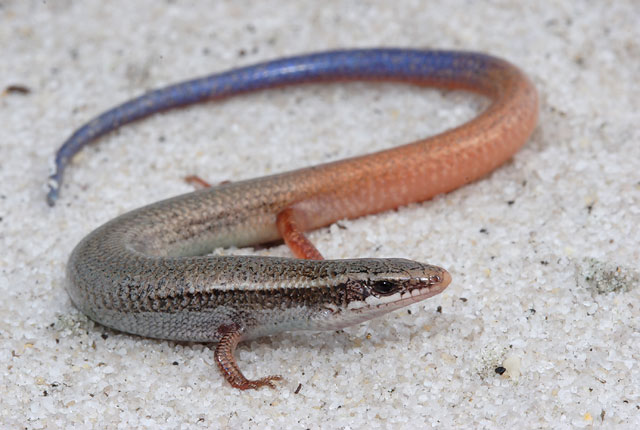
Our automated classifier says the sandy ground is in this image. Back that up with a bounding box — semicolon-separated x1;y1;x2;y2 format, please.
1;1;638;428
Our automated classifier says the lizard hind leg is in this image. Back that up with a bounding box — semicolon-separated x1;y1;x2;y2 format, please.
276;207;324;260
185;176;323;261
184;175;213;189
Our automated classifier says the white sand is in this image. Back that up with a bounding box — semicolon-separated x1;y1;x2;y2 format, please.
1;1;638;428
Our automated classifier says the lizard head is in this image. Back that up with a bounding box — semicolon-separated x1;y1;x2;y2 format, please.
311;258;451;330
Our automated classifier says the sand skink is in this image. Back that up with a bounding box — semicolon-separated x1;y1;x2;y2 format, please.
48;49;538;389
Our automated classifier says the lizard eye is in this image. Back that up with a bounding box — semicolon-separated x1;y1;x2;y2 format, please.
371;280;397;296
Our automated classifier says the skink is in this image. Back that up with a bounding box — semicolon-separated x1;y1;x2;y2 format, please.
48;49;538;389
